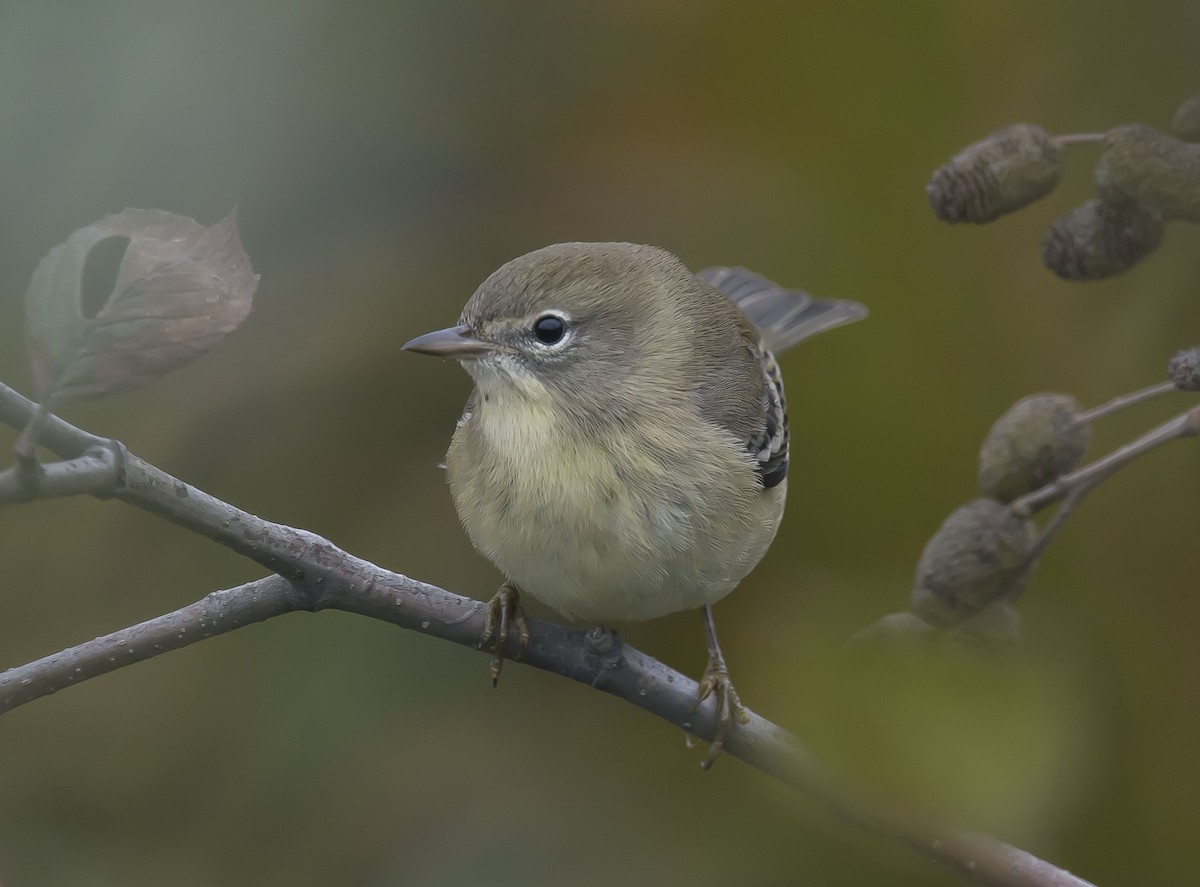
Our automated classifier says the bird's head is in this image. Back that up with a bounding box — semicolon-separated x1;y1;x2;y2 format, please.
403;242;698;412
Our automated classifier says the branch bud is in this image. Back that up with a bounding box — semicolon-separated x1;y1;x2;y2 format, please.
1094;124;1200;222
911;499;1036;627
927;124;1063;224
1041;198;1164;280
978;393;1090;502
1168;347;1200;391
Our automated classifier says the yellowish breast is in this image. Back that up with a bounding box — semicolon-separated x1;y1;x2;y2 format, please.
445;391;784;622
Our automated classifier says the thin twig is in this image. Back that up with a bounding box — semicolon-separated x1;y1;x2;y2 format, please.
1017;486;1087;585
12;397;52;461
0;387;107;459
1075;380;1178;424
0;444;122;503
12;397;54;493
1007;393;1198;576
0;576;299;710
1013;404;1200;518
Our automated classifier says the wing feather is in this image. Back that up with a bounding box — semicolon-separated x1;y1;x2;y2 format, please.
697;266;867;354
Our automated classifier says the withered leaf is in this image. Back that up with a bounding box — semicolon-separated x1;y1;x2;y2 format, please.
24;207;258;403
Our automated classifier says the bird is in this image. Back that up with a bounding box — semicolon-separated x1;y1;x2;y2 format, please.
403;242;866;766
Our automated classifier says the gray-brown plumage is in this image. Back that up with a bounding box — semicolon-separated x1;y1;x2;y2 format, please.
403;242;866;764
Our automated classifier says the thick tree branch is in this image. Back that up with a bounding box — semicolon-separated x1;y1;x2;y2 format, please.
0;381;1095;887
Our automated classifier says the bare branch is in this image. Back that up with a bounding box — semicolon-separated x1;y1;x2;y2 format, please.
12;396;55;490
998;402;1200;586
0;565;1095;887
1074;379;1178;424
0;576;297;711
0;381;1096;887
0;386;107;459
0;444;121;503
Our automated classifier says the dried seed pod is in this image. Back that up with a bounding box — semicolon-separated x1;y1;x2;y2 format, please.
1094;124;1200;222
911;499;1037;627
927;124;1063;224
978;393;1091;502
1171;96;1200;143
1168;347;1200;391
1042;198;1164;280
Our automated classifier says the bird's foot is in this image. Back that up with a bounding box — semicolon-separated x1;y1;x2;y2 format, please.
693;651;750;770
479;582;529;686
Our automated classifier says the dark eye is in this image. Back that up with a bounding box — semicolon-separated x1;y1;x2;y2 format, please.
532;314;566;345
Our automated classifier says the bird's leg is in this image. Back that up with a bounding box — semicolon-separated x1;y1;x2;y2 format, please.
479;582;530;686
694;604;749;769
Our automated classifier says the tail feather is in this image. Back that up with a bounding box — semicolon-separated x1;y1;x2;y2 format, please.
698;266;868;354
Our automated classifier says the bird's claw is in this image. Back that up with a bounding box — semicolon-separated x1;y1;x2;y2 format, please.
692;658;748;769
479;583;529;686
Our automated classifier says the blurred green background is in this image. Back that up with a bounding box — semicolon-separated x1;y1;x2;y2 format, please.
1;2;1198;885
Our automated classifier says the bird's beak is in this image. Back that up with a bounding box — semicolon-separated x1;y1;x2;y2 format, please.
402;324;495;359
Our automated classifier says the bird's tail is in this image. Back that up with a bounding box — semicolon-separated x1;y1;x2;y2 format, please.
698;266;868;354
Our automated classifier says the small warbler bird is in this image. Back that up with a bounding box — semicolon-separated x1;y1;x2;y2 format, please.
404;242;866;765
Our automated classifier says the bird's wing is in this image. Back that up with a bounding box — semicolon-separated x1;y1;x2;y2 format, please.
743;338;789;489
697;265;867;489
697;266;867;355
